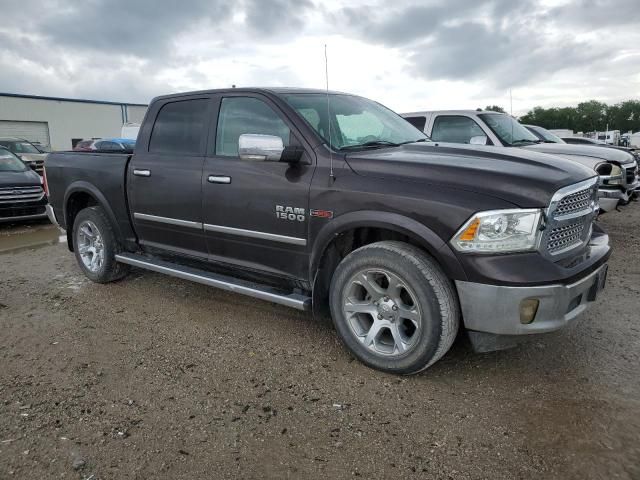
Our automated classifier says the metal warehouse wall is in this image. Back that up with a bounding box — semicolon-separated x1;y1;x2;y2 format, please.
0;95;148;150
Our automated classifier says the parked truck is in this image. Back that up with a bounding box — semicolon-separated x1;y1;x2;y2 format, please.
0;147;48;223
402;110;639;212
45;88;610;374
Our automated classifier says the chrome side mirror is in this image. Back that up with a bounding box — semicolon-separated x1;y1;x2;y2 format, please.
238;134;284;161
470;135;488;145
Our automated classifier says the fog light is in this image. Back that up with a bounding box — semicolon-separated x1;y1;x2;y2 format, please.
520;299;539;324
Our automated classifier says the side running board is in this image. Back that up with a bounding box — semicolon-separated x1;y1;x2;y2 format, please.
114;253;311;311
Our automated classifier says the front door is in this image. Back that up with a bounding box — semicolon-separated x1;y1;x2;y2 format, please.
128;96;211;258
202;94;315;280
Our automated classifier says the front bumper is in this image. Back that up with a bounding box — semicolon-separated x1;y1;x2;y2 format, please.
0;203;48;223
456;263;608;336
598;188;624;212
46;204;60;227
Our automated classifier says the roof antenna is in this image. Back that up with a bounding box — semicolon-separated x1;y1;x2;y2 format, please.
325;44;335;182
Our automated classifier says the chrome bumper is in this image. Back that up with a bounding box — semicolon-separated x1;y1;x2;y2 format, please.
455;263;608;336
46;204;60;227
598;188;623;212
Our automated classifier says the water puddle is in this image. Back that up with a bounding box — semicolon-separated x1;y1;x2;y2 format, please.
0;223;65;255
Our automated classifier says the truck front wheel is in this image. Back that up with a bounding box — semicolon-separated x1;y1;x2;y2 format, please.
72;206;129;283
329;241;460;374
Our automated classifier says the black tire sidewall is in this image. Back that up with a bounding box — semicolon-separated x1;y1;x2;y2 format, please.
330;245;445;374
72;207;118;283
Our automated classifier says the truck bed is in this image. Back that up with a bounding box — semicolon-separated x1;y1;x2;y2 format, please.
46;151;134;242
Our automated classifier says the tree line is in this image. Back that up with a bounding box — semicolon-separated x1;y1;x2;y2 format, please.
480;100;640;134
521;100;640;133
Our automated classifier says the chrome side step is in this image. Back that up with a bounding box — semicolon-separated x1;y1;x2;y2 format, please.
114;253;311;311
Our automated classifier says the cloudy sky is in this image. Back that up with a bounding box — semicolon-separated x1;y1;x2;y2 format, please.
1;0;638;115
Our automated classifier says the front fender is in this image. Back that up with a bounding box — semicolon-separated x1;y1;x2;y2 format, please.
309;210;467;282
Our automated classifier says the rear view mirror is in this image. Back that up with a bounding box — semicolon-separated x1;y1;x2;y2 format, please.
238;134;303;164
239;134;284;161
470;135;488;146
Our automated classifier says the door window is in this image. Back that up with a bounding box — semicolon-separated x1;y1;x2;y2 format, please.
215;97;290;157
431;116;486;144
149;99;208;155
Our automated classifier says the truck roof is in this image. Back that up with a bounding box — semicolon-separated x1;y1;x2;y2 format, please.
152;87;349;103
401;110;503;117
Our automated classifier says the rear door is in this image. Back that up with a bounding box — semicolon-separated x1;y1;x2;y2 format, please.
201;94;315;280
128;96;211;258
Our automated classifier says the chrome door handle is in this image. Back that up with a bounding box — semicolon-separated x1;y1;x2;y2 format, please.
208;175;231;184
133;169;151;177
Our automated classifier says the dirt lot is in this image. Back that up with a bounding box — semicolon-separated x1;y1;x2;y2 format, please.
1;207;639;480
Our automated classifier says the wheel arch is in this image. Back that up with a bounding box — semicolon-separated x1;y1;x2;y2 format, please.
309;211;466;317
63;182;122;252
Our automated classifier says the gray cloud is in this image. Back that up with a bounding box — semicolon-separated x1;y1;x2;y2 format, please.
0;0;638;108
0;0;315;101
331;0;636;92
244;0;314;36
39;0;233;57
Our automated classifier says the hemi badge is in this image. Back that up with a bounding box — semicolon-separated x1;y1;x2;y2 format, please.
310;209;333;219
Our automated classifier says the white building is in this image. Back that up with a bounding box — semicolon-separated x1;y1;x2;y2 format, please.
0;93;148;150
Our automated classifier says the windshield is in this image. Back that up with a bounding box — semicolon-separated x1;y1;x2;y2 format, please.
479;114;540;146
530;126;565;144
3;141;41;154
284;94;428;150
0;149;27;172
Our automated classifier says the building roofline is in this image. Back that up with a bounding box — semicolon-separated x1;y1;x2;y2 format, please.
0;92;148;107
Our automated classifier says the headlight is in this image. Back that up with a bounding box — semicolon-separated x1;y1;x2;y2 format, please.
596;163;623;185
452;209;543;253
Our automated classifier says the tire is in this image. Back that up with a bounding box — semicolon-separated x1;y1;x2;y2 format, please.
329;241;459;374
72;206;130;283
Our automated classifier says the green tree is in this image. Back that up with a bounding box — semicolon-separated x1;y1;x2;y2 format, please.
483;105;506;113
575;100;608;132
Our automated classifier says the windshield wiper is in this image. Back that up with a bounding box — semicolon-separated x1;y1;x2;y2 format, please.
398;138;429;145
339;140;401;151
511;139;540;145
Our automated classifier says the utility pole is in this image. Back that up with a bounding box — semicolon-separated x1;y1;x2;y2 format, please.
510;89;513;116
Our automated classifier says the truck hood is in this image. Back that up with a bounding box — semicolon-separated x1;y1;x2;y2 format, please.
522;143;635;166
18;153;47;162
345;143;596;207
0;169;42;188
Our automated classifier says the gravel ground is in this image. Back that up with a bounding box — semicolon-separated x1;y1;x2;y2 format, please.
1;207;639;480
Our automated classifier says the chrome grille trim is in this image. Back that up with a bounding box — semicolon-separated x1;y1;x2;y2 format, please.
553;187;593;219
624;165;637;185
547;222;585;254
0;186;45;204
543;177;598;258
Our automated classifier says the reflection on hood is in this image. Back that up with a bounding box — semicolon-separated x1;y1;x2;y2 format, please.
523;143;635;165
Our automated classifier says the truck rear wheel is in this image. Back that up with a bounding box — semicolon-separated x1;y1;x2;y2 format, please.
329;241;459;374
72;206;129;283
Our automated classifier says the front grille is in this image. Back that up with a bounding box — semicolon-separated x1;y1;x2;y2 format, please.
544;179;598;258
553;187;593;218
625;165;637;185
0;186;45;204
547;222;585;254
0;205;46;219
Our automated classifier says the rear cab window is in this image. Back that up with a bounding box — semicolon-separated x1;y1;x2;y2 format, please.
404;116;427;131
149;99;209;155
